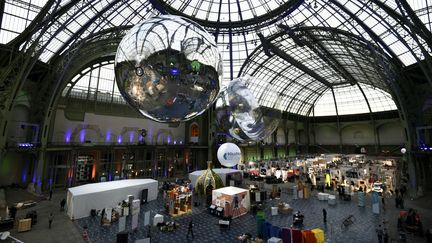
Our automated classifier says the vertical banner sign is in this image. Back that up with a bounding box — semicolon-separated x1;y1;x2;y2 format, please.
132;199;140;215
371;191;380;214
144;211;150;226
105;208;112;222
132;214;139;230
119;216;126;232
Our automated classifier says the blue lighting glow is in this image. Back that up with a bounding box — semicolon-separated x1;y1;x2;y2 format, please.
129;132;134;143
80;130;86;143
170;67;179;76
106;130;111;142
21;165;27;184
17;143;34;147
65;130;71;143
117;135;122;144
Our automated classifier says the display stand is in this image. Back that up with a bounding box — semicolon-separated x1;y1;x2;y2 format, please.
165;185;192;217
292;185;298;199
18;219;31;232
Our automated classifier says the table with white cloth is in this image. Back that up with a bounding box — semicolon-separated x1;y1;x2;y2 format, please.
153;214;164;226
318;192;330;201
328;195;336;205
271;207;278;216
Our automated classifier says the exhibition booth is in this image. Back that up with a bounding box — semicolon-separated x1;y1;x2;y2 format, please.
189;168;243;187
212;186;250;219
67;179;158;219
165;185;193;216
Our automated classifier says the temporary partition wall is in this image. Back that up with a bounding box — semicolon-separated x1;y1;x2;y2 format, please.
67;179;158;219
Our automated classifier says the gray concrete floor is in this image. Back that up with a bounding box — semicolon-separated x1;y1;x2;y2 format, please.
2;188;84;243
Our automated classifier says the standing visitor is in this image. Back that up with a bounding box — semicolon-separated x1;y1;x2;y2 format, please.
400;195;404;209
376;224;383;243
383;228;389;243
322;208;327;223
48;212;53;229
187;219;194;239
60;198;66;211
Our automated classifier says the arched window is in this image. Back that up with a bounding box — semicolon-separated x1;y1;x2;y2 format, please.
190;123;199;143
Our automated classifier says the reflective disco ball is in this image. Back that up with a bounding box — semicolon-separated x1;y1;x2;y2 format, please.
215;76;281;142
115;15;223;122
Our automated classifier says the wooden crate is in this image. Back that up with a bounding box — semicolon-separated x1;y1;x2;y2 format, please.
18;218;32;232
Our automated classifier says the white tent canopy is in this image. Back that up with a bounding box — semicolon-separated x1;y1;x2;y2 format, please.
67;179;158;219
189;168;243;187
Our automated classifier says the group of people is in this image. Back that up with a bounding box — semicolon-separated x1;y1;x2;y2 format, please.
376;224;390;243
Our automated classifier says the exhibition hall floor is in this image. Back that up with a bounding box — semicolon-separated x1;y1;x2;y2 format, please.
3;181;431;243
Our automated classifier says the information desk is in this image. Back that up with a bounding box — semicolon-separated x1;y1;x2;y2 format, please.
67;179;158;219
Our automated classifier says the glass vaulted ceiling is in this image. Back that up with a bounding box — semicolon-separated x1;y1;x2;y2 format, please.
1;0;432;117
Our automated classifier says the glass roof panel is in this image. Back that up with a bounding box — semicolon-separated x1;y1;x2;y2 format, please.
313;91;337;116
157;0;292;23
64;62;125;104
313;83;397;117
0;0;47;44
4;0;430;117
360;83;398;112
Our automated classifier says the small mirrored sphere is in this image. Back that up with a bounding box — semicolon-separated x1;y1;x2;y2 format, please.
115;15;223;122
215;76;281;142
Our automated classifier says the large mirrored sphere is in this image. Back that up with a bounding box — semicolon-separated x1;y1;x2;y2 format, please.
114;15;223;122
215;76;281;142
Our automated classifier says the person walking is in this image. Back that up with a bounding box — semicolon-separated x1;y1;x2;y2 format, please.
187;219;194;239
322;208;327;223
383;228;389;243
400;195;404;209
48;213;53;229
60;198;66;211
395;194;400;208
376;224;384;243
49;189;53;201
